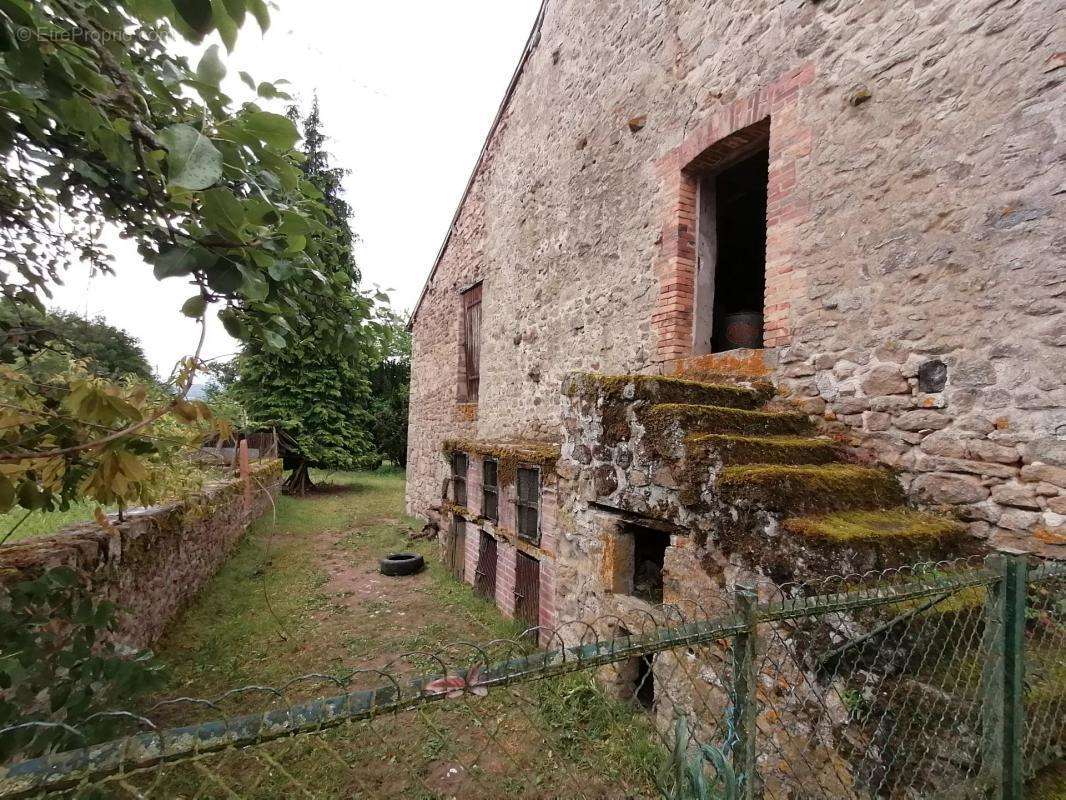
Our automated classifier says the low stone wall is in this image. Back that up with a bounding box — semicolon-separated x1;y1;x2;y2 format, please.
0;460;283;649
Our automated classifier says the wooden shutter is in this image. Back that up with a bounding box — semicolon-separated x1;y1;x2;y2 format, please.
474;531;497;599
515;552;540;630
462;284;482;402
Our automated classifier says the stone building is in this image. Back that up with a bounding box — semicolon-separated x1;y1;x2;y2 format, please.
405;0;1065;633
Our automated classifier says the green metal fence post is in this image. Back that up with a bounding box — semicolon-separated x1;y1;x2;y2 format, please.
981;552;1029;800
733;583;758;800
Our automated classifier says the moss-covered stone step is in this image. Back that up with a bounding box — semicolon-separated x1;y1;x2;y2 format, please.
644;403;815;439
782;508;967;544
685;433;839;466
563;373;763;410
718;464;905;515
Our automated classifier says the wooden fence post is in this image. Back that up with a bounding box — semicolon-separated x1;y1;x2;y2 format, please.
733;583;758;800
238;438;250;515
981;551;1029;800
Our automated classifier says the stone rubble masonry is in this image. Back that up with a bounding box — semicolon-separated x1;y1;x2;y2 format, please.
0;460;283;650
406;0;1065;554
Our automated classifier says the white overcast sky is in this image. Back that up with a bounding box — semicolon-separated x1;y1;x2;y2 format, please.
49;1;542;376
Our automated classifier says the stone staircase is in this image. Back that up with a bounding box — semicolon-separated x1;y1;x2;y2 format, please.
561;372;980;578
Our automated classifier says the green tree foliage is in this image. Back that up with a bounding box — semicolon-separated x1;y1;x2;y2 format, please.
232;99;380;493
0;302;153;382
369;311;411;467
0;568;165;760
0;0;373;515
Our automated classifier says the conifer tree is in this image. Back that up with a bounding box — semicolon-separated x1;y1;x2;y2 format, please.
234;99;377;494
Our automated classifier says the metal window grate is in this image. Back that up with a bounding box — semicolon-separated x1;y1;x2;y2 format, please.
451;452;468;507
516;467;540;545
482;459;498;522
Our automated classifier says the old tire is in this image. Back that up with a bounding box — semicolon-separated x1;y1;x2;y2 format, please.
379;552;425;577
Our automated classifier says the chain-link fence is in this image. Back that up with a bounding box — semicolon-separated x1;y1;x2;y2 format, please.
0;555;1062;799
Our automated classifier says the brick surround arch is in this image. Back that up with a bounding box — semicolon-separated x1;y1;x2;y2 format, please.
652;64;814;364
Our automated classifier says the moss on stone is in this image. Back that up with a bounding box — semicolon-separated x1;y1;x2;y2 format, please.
686;433;839;466
643;403;814;442
564;372;761;407
782;508;967;544
441;438;559;487
718;463;905;515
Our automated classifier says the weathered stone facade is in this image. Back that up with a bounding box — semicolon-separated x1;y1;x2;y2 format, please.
406;0;1065;555
0;461;282;649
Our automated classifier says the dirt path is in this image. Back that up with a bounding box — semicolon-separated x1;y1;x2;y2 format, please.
147;470;511;713
122;470;663;799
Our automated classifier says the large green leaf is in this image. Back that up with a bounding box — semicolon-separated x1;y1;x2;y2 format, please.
237;265;269;301
200;187;245;235
247;0;269;31
152;244;217;279
195;44;226;87
243;111;299;150
173;0;213;35
205;260;243;293
158;124;223;190
181;294;208;318
210;0;238;51
219;308;247;339
222;0;246;25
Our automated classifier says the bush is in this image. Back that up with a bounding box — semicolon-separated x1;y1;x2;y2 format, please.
0;568;164;762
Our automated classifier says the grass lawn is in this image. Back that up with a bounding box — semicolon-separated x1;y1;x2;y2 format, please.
132;468;666;799
0;500;101;545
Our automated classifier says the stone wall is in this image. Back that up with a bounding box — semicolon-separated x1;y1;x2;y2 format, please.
405;0;1064;553
0;460;282;649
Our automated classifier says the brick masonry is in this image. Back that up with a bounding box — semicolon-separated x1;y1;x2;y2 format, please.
441;447;560;643
652;65;813;358
0;461;283;649
408;2;1065;554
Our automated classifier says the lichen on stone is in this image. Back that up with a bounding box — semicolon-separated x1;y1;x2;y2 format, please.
782;508;967;544
718;463;905;515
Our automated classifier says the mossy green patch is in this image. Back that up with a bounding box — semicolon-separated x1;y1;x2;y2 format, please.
718;464;905;515
441;438;559;487
783;508;967;544
643;403;814;443
686;433;839;466
563;372;762;410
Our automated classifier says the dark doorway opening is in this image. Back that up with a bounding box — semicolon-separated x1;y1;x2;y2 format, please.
635;653;655;710
694;144;770;353
631;526;670;604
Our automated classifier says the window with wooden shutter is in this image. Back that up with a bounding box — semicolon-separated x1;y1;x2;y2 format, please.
451;451;468;507
461;283;481;402
482;458;499;522
516;467;540;545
